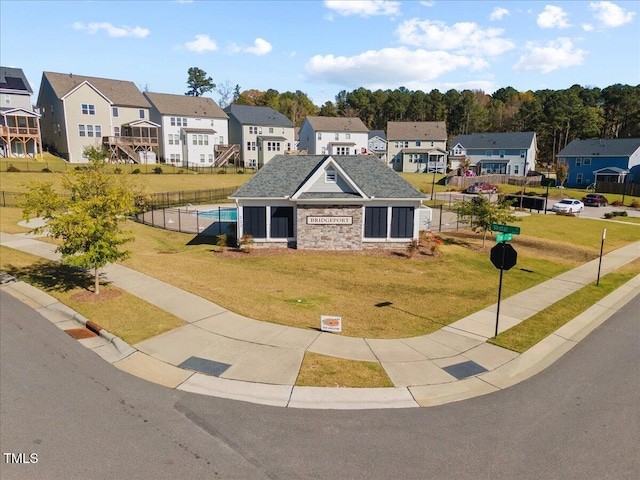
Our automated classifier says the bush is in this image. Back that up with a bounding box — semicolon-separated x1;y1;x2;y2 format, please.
41;167;52;173
216;234;228;247
630;199;639;209
217;169;227;174
236;169;244;174
604;211;628;219
114;167;122;174
153;167;163;174
239;233;254;252
131;168;141;174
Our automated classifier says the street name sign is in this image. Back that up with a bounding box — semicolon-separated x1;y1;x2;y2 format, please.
491;223;521;235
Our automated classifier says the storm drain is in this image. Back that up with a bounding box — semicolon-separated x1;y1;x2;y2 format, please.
0;272;18;285
65;328;98;339
442;360;488;380
178;356;231;377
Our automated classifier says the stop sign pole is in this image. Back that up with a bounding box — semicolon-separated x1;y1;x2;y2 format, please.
490;242;518;338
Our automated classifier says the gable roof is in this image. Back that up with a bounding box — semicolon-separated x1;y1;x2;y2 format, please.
42;71;150;108
369;129;387;140
304;116;368;133
387;121;447;141
557;138;640;157
230;155;426;200
224;104;294;127
0;67;32;94
451;132;536;149
144;92;227;119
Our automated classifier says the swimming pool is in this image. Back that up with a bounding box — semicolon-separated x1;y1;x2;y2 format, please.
197;208;238;221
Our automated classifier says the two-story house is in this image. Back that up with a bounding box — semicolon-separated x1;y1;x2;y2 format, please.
144;92;230;167
37;71;159;163
298;116;368;155
224;104;295;168
449;132;537;176
0;67;42;158
557;138;640;187
368;129;387;161
387;121;447;173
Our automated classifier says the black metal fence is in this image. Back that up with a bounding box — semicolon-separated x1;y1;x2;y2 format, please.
138;187;239;210
136;206;237;237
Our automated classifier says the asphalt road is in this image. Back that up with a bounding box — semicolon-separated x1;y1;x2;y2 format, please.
1;290;638;480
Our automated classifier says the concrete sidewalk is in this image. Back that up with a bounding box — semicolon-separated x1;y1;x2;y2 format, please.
1;230;639;409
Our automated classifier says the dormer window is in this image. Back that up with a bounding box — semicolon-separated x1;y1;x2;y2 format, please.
325;169;337;183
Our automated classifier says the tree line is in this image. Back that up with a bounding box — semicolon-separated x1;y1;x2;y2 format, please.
186;68;639;167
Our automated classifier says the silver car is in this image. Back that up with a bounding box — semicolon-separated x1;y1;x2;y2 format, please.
551;199;584;213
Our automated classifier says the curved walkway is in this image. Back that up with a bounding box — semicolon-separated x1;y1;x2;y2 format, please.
1;229;639;409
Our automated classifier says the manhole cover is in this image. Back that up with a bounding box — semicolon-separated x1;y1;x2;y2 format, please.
178;356;231;377
65;328;98;339
442;360;488;380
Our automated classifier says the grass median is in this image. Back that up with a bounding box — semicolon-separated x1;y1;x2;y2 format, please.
0;246;186;345
490;258;640;353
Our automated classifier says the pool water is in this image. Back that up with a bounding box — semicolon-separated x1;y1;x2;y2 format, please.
197;208;238;221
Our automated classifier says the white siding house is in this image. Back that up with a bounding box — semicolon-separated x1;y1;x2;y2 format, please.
298;116;368;155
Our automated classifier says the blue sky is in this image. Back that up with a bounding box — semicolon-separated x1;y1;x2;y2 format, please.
1;0;638;106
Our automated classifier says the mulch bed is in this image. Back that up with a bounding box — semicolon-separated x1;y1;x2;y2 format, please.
70;288;122;303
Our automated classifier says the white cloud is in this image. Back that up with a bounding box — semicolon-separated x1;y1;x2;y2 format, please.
513;37;587;73
589;1;636;27
490;7;510;21
304;46;489;91
420;1;435;6
228;38;273;56
73;22;149;38
582;23;595;31
396;19;515;56
184;34;218;53
245;38;272;56
537;5;571;28
324;0;400;17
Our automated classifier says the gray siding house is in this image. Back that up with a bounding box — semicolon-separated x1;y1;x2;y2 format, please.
449;132;537;176
229;154;429;250
224;104;295;168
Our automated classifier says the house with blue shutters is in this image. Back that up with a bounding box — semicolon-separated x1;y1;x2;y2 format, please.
229;154;429;250
449;132;536;176
556;138;640;188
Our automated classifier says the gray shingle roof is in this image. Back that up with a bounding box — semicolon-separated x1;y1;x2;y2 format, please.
557;138;640;157
224;104;294;127
451;132;536;149
369;129;386;140
0;66;32;94
305;116;368;133
230;155;426;200
144;92;227;119
42;71;150;108
387;121;447;141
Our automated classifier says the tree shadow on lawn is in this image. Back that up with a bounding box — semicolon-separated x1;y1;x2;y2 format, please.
375;301;448;328
4;260;95;293
186;234;219;246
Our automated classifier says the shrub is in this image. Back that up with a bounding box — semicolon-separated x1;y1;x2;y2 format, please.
630;199;639;209
41;167;52;173
153;166;163;174
236;169;244;174
7;164;21;172
238;233;254;252
216;234;228;247
131;168;141;174
406;239;419;258
217;169;227;174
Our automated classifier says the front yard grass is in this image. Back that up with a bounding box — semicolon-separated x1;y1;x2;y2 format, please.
0;246;186;345
295;352;394;388
490;258;640;353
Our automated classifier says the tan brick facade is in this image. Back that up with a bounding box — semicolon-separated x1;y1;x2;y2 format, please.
296;205;363;250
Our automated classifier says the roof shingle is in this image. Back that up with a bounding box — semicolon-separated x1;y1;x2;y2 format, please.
144;92;227;118
387;121;447;141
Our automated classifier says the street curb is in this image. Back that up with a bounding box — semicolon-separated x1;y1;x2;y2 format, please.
2;273;639;409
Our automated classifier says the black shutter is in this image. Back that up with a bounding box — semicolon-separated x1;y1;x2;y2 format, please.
390;207;414;238
270;207;294;238
243;206;266;238
364;207;387;238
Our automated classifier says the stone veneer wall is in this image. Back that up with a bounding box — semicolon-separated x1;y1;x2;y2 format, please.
296;205;363;250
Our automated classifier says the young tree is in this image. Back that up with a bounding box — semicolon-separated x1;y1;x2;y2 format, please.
455;195;518;248
185;67;215;97
216;80;235;108
555;162;569;187
22;146;136;294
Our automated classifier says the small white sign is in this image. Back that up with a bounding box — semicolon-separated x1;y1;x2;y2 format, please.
320;315;342;333
307;216;353;225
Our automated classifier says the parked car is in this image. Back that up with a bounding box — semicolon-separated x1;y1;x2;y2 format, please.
551;199;584;213
466;182;497;194
582;193;609;207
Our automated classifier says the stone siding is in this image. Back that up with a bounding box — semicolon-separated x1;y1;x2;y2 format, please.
296;205;363;250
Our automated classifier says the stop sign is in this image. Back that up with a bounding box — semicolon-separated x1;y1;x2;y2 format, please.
491;243;517;270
